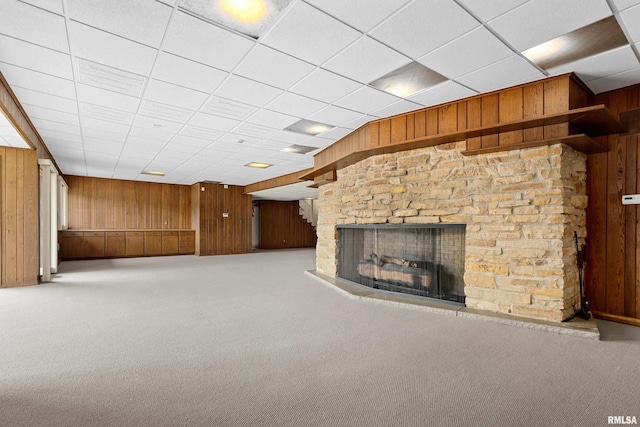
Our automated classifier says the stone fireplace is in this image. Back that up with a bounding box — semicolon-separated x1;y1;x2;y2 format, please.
316;141;587;322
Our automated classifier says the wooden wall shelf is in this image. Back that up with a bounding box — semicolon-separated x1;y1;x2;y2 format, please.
462;134;607;156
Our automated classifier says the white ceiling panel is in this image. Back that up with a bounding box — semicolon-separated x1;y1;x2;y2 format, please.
0;63;75;99
132;115;184;134
289;68;362;103
81;103;134;125
408;81;478;107
171;134;217;148
456;0;531;22
335;86;400;114
323;36;411;84
188;112;239;132
318;127;353;140
67;0;172;48
586;67;640;93
264;92;325;118
84;141;124;155
418;27;514;79
145;79;208;110
77;58;146;97
304;0;410;33
246;109;299;129
163;11;254;71
82;127;128;143
0;1;68;52
370;0;479;58
164;141;205;154
69;21;158;76
307;105;364;126
140;101;193;124
180;125;225;140
39;128;82;143
261;2;361;65
76;84;140;113
44;138;81;150
130;127;174;142
456;55;545;93
154;149;194;162
209;140;245;153
0;35;73;79
22;105;79;126
342;115;375;130
12;87;78;114
30;118;80;135
20;0;64;14
214;75;283;108
371;99;422;118
621;4;640;41
233;123;279;139
266;130;308;144
201;97;257;120
487;0;613;51
234;45;315;90
614;0;640;10
548;46;640;82
153;52;228;93
123;137;167;153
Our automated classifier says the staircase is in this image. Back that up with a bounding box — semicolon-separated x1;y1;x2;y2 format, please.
299;199;318;229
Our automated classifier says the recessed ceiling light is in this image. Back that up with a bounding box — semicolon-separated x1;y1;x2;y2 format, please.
179;0;293;39
522;16;627;70
141;170;166;176
281;144;318;154
369;62;448;98
284;119;334;136
245;162;273;169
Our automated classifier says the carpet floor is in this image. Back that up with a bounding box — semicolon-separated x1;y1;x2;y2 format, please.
1;248;639;427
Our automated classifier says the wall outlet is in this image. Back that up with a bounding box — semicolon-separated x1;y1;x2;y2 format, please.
622;195;640;205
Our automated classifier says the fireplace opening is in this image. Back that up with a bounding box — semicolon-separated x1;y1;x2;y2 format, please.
337;225;466;304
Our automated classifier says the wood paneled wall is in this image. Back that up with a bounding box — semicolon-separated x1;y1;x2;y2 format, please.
586;84;640;324
191;182;252;255
0;147;38;287
66;175;191;230
258;201;316;249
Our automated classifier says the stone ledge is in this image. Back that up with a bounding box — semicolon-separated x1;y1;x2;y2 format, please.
305;270;599;340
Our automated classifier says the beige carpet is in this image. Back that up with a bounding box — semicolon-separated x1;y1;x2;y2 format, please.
1;248;639;426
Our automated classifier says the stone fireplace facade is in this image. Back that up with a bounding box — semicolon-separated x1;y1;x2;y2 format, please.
316;141;587;322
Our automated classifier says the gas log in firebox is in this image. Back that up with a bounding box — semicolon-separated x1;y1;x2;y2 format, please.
337;224;466;304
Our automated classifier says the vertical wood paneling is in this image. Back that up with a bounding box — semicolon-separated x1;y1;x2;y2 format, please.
391;116;406;143
259;201;316;249
543;78;570;138
414;111;426;138
625;136;637;318
457;101;467;131
379;120;391;146
586;152;607;312
499;87;524;146
438;104;458;134
406;113;415;140
426;109;438;136
1;147;38;288
606;136;626;315
523;82;545;142
480;94;499;148
466;98;482;151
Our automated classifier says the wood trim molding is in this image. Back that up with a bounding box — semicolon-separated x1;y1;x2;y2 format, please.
592;310;640;327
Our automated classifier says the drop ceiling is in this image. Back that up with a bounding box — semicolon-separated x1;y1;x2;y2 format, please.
0;0;639;200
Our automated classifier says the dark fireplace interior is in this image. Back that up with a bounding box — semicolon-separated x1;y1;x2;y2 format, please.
337;225;466;304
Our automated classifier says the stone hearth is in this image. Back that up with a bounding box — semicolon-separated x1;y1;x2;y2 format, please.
316;141;587;322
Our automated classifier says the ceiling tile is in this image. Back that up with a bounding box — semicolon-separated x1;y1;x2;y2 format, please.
30;118;80;135
153;52;228;93
342;115;375;130
370;99;422;117
318;127;353;140
12;87;78;114
76;83;140;113
246;109;299;129
20;0;64;14
81;116;131;135
418;27;514;79
82;127;128;143
84;141;124;155
22;105;80;126
487;0;613;51
261;2;361;65
69;21;158;76
548;45;640;82
171;134;214;147
180;125;225;140
621;4;640;42
188;112;239;131
408;81;478;107
140;101;194;123
370;0;479;58
586;67;640;93
201;97;258;120
164;142;205;154
77;58;146;97
456;55;545;93
0;63;75;99
264;92;325;118
214;75;283;108
132;115;184;134
234;45;315;90
68;0;172;48
0;35;73;79
334;86;400;114
323;36;411;84
267;130;308;144
305;0;410;32
456;0;530;22
154;149;193;162
307;105;363;126
145;79;208;110
81;103;134;125
233;123;279;139
163;11;254;71
289;68;362;103
614;0;640;10
129;127;173;142
39;128;82;143
0;1;68;52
